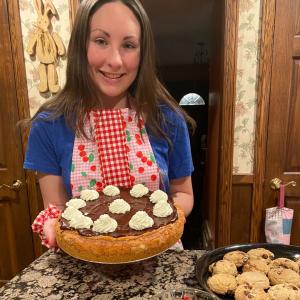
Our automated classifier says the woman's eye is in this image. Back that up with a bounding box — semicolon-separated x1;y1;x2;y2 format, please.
123;43;137;49
95;38;107;46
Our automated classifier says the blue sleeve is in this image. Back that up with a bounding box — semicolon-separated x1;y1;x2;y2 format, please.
167;111;194;180
24;114;61;175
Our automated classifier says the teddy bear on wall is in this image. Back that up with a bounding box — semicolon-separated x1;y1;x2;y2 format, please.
27;0;65;94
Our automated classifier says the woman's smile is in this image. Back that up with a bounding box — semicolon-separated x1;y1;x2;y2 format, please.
99;70;125;80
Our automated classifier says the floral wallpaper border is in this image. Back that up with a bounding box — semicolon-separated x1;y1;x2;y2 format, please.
233;0;261;174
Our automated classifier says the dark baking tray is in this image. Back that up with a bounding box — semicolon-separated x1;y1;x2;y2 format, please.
195;243;300;300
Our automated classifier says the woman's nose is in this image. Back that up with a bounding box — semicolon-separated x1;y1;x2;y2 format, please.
107;48;122;69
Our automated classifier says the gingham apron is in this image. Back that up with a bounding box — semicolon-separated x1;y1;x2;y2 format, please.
70;108;160;196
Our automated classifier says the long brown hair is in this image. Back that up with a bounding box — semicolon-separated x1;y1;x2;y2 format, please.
30;0;196;138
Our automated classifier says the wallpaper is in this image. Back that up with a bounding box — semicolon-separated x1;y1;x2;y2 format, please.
19;0;71;116
233;0;261;174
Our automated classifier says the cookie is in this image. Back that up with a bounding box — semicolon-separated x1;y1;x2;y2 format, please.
242;258;269;274
269;258;299;273
247;248;274;263
223;250;249;267
208;259;238;276
207;273;237;295
268;267;300;286
267;283;300;300
236;271;270;289
235;284;270;300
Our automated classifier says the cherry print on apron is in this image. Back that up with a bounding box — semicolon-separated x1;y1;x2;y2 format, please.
70;108;160;196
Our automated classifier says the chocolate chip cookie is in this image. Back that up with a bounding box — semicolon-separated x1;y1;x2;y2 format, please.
209;259;238;276
207;273;237;295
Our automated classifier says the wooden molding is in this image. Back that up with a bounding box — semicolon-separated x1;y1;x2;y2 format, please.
7;1;30;140
232;175;254;184
217;0;239;247
69;0;80;28
251;0;276;242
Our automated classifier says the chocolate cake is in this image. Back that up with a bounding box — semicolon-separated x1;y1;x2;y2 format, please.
55;185;185;263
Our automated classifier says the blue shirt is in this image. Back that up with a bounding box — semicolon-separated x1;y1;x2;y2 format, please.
24;105;194;196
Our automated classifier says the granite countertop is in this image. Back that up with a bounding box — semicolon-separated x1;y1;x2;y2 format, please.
0;250;206;299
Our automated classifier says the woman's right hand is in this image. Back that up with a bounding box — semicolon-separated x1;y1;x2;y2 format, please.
37;173;68;248
43;218;58;248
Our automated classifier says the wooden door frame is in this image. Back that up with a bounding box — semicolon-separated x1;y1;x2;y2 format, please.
251;0;276;242
215;0;239;246
204;0;239;247
69;0;79;26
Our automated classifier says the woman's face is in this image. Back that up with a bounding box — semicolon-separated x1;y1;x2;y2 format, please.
87;2;141;108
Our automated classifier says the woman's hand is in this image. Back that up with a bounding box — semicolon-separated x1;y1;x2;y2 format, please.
43;218;59;248
37;173;68;248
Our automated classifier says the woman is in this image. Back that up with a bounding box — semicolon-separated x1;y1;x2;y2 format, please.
25;0;195;248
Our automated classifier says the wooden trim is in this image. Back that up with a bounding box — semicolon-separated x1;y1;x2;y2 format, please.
217;0;239;246
69;0;80;28
7;1;30;145
232;175;254;184
251;0;276;243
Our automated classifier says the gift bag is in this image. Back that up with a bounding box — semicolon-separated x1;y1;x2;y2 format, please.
265;184;294;245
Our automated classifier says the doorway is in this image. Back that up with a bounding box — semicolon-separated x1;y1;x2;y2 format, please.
141;0;216;249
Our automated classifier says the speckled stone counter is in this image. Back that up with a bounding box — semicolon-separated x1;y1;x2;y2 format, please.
0;250;206;299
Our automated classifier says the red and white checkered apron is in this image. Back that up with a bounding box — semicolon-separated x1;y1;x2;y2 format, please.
70;108;160;196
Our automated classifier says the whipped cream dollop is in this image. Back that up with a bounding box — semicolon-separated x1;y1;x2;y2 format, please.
103;185;120;197
129;211;154;230
153;200;173;217
130;184;149;198
80;189;99;201
69;215;93;229
149;189;168;203
61;206;83;221
93;214;118;233
66;198;86;209
109;199;131;214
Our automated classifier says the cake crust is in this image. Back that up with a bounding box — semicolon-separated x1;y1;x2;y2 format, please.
55;204;185;263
